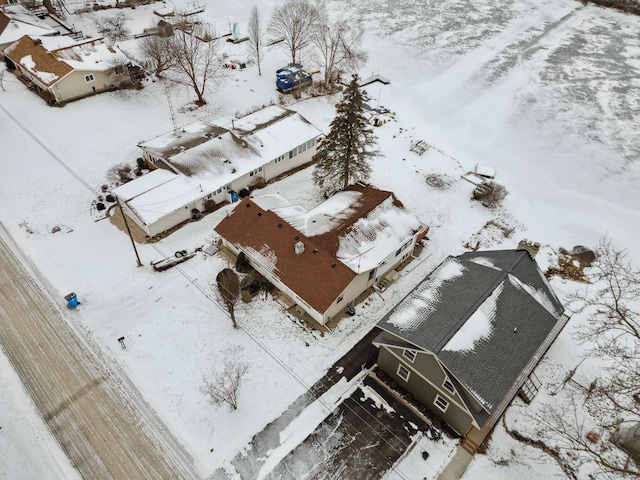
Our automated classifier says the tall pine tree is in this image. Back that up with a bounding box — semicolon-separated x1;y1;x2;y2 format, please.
312;74;379;193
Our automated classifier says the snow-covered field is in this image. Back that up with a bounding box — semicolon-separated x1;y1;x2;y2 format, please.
0;0;639;478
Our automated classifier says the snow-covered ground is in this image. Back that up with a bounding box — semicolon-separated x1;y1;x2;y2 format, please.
0;0;639;478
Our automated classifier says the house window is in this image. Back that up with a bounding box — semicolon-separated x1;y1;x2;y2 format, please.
443;378;455;394
274;155;284;163
336;295;343;304
395;247;402;257
402;349;417;363
368;269;375;280
84;74;95;83
397;364;410;382
216;188;222;194
434;395;449;412
288;149;295;159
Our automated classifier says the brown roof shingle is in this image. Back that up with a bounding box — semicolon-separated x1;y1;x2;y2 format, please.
215;199;357;315
4;35;72;86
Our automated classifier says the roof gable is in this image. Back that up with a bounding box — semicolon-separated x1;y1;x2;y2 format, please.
5;35;71;85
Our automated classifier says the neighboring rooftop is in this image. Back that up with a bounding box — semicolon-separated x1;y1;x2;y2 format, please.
216;184;423;313
139;106;322;181
4;35;129;86
377;249;565;412
0;5;58;49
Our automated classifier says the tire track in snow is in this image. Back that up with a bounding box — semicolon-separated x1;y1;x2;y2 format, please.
0;225;199;480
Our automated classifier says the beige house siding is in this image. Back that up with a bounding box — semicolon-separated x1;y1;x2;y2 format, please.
322;272;370;323
220;237;369;326
51;69;128;103
375;235;417;283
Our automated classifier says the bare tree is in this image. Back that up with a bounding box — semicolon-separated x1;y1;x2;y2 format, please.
93;12;130;42
137;33;174;77
166;22;223;104
216;268;240;329
311;13;367;87
201;360;248;410
523;237;640;478
247;5;264;75
569;237;640;426
531;393;639;479
268;0;321;66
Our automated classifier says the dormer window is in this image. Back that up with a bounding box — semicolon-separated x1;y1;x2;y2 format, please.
443;378;455;394
402;349;417;363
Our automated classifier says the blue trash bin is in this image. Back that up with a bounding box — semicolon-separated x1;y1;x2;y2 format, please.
65;292;79;308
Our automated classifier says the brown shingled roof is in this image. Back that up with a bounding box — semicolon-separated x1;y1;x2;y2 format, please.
4;35;72;86
215;199;357;314
0;12;10;35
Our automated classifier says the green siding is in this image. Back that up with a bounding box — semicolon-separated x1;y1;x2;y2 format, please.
377;346;473;436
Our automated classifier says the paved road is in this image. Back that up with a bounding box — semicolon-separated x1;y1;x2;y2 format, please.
0;229;197;479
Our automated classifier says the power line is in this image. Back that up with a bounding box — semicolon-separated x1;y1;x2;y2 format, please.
0;102;98;195
1;102;427;479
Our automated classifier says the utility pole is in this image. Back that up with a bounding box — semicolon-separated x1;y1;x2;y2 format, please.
116;197;142;267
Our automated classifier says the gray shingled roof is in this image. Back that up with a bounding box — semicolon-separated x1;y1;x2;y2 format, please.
377;249;565;412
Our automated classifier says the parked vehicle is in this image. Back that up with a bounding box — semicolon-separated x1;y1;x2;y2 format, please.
276;65;312;93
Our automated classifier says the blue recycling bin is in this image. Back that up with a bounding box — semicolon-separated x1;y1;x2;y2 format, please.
229;190;238;202
65;292;79;308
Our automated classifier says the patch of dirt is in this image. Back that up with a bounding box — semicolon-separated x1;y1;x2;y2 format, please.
545;253;590;283
426;173;454;189
463;211;524;250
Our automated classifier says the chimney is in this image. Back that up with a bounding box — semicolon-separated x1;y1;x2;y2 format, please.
294;241;305;255
517;239;541;259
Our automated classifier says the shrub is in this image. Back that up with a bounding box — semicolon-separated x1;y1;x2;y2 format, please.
203;199;216;212
248;177;267;190
241;290;252;303
473;181;508;208
235;252;251;273
106;163;134;186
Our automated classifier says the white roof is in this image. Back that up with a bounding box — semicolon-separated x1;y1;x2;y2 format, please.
217;106;322;163
0;6;57;48
49;37;130;72
112;169;211;225
139;107;321;186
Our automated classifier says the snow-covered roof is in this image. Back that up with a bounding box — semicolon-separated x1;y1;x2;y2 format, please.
216;106;322;164
112;169;211;225
0;6;58;49
4;35;130;86
252;184;423;274
139;107;322;185
377;249;566;413
215;184;423;315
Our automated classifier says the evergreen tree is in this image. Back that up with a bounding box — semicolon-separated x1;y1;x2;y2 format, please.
312;75;379;193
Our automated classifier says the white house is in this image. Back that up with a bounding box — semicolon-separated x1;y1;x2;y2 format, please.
115;106;323;239
214;183;429;326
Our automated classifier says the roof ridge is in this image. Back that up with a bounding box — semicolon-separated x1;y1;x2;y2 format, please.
433;255;517;351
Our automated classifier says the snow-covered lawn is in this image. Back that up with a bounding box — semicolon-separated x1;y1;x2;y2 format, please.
0;0;639;478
